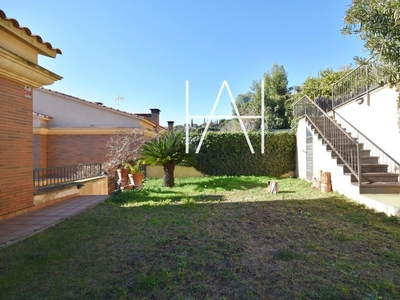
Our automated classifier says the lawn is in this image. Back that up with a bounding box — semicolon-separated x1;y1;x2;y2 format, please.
1;176;400;299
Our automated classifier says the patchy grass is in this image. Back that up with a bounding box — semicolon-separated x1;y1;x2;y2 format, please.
1;176;400;299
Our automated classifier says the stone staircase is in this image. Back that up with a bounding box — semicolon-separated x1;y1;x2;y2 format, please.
306;117;400;194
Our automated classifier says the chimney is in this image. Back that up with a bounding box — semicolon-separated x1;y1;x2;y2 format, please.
167;121;174;131
150;108;160;125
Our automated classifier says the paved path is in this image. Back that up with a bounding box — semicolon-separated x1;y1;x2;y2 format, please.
0;195;109;248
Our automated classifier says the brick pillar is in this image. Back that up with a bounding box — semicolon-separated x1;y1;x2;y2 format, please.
33;134;48;169
0;76;34;217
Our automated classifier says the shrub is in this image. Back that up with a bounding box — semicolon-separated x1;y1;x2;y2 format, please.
192;132;296;176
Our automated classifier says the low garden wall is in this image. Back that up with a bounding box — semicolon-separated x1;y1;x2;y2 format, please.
33;176;109;206
145;165;203;178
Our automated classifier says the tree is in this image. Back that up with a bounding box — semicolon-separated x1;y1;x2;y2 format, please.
298;67;351;100
293;67;351;113
234;63;292;132
260;64;291;130
103;128;155;173
342;0;400;85
140;131;194;187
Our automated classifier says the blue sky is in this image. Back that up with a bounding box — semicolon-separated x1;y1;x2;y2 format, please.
2;1;366;126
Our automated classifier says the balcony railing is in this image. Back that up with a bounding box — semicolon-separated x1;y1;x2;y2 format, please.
332;64;380;109
34;163;103;191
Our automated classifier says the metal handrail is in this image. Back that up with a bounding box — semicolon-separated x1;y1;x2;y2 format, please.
294;95;361;186
33;163;103;190
334;111;400;179
331;63;380;110
332;65;368;109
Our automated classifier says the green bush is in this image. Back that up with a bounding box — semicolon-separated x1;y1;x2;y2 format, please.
192;132;296;176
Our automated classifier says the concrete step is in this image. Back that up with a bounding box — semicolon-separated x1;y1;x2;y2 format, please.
337;156;379;165
329;149;371;159
317;135;358;144
342;164;389;173
360;149;371;157
310;123;354;134
361;156;380;164
334;150;371;158
348;172;400;183
326;143;364;151
355;182;400;194
309;122;354;136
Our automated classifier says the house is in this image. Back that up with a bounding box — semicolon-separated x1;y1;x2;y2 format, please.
295;66;400;216
33;88;163;169
0;10;62;219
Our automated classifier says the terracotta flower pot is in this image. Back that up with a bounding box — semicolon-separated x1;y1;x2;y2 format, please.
132;172;143;187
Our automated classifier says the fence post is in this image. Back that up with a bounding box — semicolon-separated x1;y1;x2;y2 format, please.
357;145;361;189
332;84;334;114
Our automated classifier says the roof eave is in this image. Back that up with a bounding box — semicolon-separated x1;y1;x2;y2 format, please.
0;10;61;58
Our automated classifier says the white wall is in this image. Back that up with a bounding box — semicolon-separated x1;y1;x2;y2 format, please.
33;116;42;127
33;88;142;128
296;118;307;179
334;86;400;164
296;118;344;185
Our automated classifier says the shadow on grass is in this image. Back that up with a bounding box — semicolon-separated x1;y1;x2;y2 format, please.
108;176;274;206
106;176;345;208
107;189;225;206
3;176;399;300
182;176;269;192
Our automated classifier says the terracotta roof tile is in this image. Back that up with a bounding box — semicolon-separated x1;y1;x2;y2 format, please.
0;9;62;55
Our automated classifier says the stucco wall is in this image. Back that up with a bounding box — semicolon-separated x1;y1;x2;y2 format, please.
33;176;108;205
0;28;38;63
296;118;307;179
33;88;142;128
334;86;400;164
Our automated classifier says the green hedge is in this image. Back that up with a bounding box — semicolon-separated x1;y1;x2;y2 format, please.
192;132;296;176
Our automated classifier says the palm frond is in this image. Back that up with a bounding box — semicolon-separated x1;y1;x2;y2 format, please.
140;131;194;166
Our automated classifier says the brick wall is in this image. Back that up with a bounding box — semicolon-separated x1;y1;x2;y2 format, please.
46;134;113;167
33;134;47;169
0;76;34;217
37;134;146;194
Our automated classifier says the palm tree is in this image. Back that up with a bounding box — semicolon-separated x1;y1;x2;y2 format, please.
140;131;194;187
